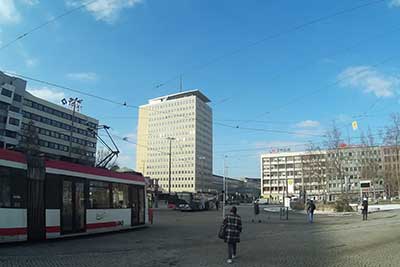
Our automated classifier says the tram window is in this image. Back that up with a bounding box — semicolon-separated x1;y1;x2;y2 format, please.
112;184;129;208
0;167;26;208
89;181;110;209
45;175;61;209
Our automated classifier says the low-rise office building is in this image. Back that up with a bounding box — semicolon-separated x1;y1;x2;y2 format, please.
0;71;98;165
261;146;386;203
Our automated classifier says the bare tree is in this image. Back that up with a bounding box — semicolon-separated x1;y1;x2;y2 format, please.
360;127;382;200
19;120;40;156
325;122;346;201
383;113;400;197
96;147;119;170
304;142;327;203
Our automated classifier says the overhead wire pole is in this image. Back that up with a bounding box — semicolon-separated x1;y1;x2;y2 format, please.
61;97;82;158
222;155;228;219
167;137;175;195
198;156;206;193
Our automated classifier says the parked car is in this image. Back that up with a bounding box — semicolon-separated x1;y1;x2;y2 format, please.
256;198;269;205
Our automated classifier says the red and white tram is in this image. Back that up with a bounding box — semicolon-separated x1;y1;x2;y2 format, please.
0;149;149;243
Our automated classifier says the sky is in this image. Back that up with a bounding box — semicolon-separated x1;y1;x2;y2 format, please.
0;0;400;178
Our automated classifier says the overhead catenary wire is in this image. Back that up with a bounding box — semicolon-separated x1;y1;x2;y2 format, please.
1;0;394;134
3;20;397;137
0;0;101;51
214;126;393;155
8;66;397;158
214;122;326;138
237;55;397;125
154;0;387;91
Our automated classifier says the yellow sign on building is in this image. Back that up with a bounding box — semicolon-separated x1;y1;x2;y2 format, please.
352;121;358;130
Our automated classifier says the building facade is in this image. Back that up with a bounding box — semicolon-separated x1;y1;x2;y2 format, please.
136;90;212;193
261;146;385;203
0;72;98;165
261;151;327;203
0;72;26;150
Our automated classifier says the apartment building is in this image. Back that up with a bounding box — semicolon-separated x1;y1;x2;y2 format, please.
136;90;212;193
0;72;98;165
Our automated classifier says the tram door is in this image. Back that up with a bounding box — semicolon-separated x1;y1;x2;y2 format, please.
129;186;139;226
61;179;86;234
138;187;145;224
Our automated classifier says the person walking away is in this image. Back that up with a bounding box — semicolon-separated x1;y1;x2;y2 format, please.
307;200;316;223
252;200;260;223
215;199;220;211
223;206;242;264
362;198;368;221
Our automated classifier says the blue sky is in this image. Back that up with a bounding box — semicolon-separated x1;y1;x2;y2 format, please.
1;0;400;178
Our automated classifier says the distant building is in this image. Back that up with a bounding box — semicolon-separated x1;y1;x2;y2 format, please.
136;90;212;193
0;71;98;165
208;175;260;198
261;150;327;203
260;146;386;203
241;177;261;198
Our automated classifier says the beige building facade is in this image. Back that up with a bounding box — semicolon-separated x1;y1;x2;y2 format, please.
136;90;212;193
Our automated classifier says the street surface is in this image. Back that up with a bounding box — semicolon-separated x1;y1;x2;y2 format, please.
1;206;400;266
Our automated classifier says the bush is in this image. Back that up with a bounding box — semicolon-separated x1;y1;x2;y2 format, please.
290;201;305;210
315;202;335;212
335;198;354;212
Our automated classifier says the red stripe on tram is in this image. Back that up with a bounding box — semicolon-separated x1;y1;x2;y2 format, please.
86;222;119;229
0;227;27;236
46;226;61;233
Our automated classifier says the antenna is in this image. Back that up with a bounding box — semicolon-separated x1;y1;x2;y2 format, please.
179;74;183;92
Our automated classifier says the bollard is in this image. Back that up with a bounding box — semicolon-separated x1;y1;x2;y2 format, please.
279;207;289;220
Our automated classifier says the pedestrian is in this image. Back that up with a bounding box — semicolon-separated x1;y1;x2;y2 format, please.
252;200;260;223
215;199;220;211
307;199;316;223
223;206;242;264
362;198;368;221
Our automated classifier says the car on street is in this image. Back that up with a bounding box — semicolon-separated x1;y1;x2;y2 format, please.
256;198;269;205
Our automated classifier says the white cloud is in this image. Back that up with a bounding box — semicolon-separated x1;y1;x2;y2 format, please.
389;0;400;7
66;0;142;23
338;66;399;98
27;87;66;104
25;58;38;67
296;120;320;128
20;0;39;6
0;0;21;24
67;72;98;81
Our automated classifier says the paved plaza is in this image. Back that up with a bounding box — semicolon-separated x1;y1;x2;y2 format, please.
1;206;400;266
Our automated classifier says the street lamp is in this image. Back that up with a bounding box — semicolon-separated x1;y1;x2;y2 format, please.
198;156;206;193
223;155;228;218
61;97;82;158
166;137;175;194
